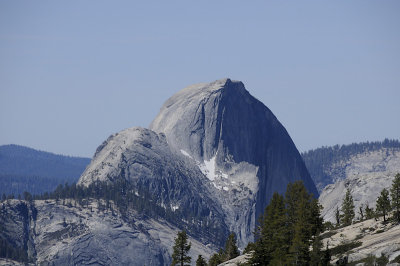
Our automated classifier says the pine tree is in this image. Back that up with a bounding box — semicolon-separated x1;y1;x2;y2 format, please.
171;230;191;266
376;188;391;222
251;192;287;265
322;242;331;266
287;194;311;265
391;173;400;223
309;199;324;236
335;206;340;227
222;232;240;261
195;255;207;266
340;188;355;226
358;203;364;221
310;231;323;266
208;249;223;266
286;181;316;265
365;204;375;220
250;181;323;266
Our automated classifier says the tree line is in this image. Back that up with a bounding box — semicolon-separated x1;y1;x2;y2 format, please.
302;139;400;190
333;173;400;227
171;230;240;266
171;181;327;266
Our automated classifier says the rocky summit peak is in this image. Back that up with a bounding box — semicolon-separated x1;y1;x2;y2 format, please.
202;78;247;95
78;78;317;254
149;79;317;246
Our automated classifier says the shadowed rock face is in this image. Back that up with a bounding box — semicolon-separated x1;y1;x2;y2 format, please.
150;78;318;231
79;78;317;250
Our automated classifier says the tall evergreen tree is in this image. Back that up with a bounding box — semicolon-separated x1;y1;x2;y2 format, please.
340;188;355;226
376;188;391;222
251;192;287;265
287;192;312;265
391;173;400;223
358;203;364;221
335;206;340;226
322;242;331;266
285;181;316;265
208;249;223;266
195;255;207;266
251;181;323;266
310;231;323;266
364;204;375;220
222;232;240;261
171;230;191;266
309;199;324;236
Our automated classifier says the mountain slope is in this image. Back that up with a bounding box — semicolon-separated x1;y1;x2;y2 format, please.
80;78;317;250
0;199;215;265
0;145;90;196
79;127;229;246
319;148;400;222
1;78;319;265
302;139;400;193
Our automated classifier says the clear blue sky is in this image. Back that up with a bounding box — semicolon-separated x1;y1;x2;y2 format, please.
1;1;399;157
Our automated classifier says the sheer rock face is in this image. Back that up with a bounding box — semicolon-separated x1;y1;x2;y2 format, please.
41;78;316;264
149;78;317;246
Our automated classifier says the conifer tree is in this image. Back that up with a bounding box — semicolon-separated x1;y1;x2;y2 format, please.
251;192;287;265
309;199;324;236
250;181;324;266
335;206;340;227
310;231;323;266
358;203;364;221
287;193;311;265
340;188;355;226
222;233;240;261
208;249;223;266
195;255;207;266
171;230;191;266
365;204;375;220
376;188;391;222
391;173;400;223
322;242;331;266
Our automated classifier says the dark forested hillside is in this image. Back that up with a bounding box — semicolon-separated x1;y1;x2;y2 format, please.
302;139;400;192
0;145;90;196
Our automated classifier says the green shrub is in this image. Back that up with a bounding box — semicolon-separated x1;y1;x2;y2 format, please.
320;230;337;239
392;254;400;263
330;241;362;256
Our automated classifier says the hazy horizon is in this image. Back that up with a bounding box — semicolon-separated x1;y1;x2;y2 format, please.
1;1;399;157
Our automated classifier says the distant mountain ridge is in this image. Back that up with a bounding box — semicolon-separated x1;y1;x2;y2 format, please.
302;139;400;192
302;140;400;223
0;144;90;196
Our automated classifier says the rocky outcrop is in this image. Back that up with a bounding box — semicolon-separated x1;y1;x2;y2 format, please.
319;148;400;222
0;199;215;266
322;217;400;264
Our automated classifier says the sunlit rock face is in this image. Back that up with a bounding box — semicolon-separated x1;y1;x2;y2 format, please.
149;78;317;247
319;148;400;222
0;79;316;265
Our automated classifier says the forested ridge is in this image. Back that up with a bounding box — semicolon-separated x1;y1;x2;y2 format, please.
302;139;400;191
0;144;90;196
